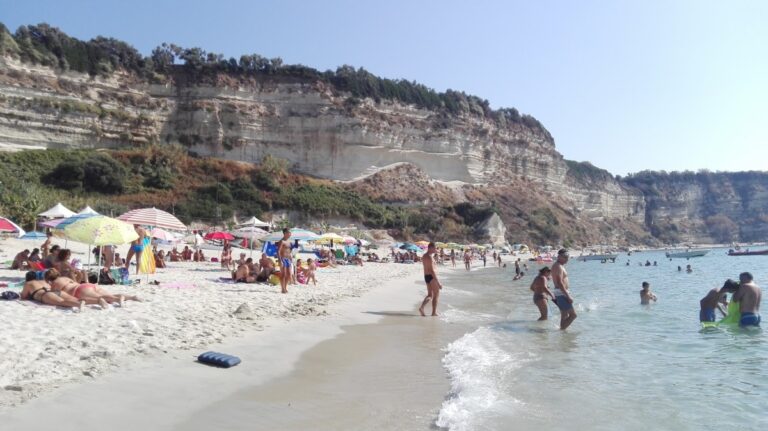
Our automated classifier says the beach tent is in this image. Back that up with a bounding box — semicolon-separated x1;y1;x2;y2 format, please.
237;216;271;228
0;216;25;238
77;206;99;215
233;226;269;239
118;207;186;231
38;203;75;219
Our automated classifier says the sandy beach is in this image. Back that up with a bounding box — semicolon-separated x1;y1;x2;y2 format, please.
0;236;426;424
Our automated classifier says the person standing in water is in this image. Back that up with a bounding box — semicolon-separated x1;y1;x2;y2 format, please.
419;242;442;316
699;279;739;322
277;228;293;294
640;281;657;305
530;266;555;320
551;248;577;330
732;272;761;327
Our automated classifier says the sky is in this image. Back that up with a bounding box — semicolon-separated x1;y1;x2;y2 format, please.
2;0;767;175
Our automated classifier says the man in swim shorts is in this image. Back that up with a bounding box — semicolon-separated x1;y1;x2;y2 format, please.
419;242;442;317
551;248;577;330
277;228;293;294
699;279;739;322
732;272;761;327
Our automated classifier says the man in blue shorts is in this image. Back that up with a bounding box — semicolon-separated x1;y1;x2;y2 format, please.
732;272;761;327
551;249;576;330
699;279;739;322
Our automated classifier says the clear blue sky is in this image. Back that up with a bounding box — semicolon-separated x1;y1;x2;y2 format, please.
2;0;766;175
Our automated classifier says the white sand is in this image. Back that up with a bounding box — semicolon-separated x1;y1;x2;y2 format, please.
0;236;423;410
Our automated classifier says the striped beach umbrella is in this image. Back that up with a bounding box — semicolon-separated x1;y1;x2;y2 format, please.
117;207;186;231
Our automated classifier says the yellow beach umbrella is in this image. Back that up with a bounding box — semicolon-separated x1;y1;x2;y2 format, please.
316;232;344;244
62;215;139;246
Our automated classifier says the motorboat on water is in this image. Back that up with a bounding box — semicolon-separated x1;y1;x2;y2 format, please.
665;249;710;259
728;249;768;256
577;254;618;262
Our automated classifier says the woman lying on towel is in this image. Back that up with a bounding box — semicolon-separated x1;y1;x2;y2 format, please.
46;269;141;309
21;271;85;311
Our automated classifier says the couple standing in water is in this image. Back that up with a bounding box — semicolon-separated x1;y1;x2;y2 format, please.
530;249;577;330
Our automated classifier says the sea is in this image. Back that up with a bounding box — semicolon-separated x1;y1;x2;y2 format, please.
434;248;768;431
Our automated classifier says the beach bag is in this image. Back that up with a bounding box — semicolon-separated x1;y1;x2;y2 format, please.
99;269;116;285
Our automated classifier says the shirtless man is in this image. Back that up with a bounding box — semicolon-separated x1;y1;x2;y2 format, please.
277;228;293;294
732;272;761;327
640;281;658;305
463;250;471;271
232;258;256;283
41;231;54;258
125;224;148;274
418;242;442;316
21;271;84;310
699;279;739;322
256;253;275;282
11;250;30;270
530;267;555;320
551;249;577;330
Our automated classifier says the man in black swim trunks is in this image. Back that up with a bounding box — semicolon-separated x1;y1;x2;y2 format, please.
419;242;442;316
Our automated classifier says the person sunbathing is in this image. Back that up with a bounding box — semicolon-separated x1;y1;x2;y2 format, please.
182;246;193;261
154;250;167;268
256;253;276;282
11;250;31;270
170;247;181;262
232;258;256;283
236;253;247;267
54;249;87;283
21;271;84;311
46;269;140;308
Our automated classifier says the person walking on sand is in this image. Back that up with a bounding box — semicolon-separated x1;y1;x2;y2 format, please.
732;272;761;327
640;281;657;305
124;224;148;274
450;249;456;268
530;266;555;320
419;242;442;316
277;228;293;294
463;250;471;271
551;249;577;330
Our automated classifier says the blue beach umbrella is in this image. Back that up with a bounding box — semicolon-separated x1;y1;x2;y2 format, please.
21;231;48;240
263;228;320;242
399;243;421;252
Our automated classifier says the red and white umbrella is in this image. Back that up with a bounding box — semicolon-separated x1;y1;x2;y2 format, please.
0;216;25;237
117;207;186;231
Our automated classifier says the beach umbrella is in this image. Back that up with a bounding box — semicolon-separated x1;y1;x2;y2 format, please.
0;217;25;237
20;231;47;240
150;227;176;241
51;213;99;238
117;207;186;231
263;228;320;242
316;232;344;245
39;218;66;228
38;203;75;219
415;240;430;249
61;216;138;246
342;235;358;245
233;226;269;239
400;243;421;252
204;231;235;241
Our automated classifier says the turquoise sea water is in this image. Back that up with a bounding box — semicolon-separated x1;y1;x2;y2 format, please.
435;249;767;431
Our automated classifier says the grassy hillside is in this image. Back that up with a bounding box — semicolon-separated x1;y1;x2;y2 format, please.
0;147;492;242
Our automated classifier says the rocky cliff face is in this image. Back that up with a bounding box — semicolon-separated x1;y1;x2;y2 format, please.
1;55;766;244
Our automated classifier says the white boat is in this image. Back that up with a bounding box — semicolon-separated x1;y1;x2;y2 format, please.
665;249;710;259
578;254;618;262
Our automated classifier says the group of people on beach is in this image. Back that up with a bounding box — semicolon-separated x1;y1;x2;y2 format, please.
20;268;141;311
528;249;577;330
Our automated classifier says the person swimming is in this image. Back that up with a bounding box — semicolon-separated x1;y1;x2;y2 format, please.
640;281;657;305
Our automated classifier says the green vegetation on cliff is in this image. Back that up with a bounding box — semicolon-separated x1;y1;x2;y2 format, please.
0;22;549;136
0;148;494;242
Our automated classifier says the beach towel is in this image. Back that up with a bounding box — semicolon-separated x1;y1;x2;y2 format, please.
138;237;156;275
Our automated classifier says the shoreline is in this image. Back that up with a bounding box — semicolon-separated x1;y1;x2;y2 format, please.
0;246;427;430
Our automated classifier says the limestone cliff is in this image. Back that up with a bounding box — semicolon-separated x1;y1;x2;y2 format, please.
0;54;766;244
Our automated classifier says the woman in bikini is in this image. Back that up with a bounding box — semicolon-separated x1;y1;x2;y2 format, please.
46;269;140;308
54;249;87;283
530;267;555;321
21;271;84;310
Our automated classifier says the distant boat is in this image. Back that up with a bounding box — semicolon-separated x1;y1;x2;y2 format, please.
728;249;768;256
666;250;710;259
578;254;618;262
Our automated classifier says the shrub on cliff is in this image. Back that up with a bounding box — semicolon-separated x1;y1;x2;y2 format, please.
43;154;126;194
